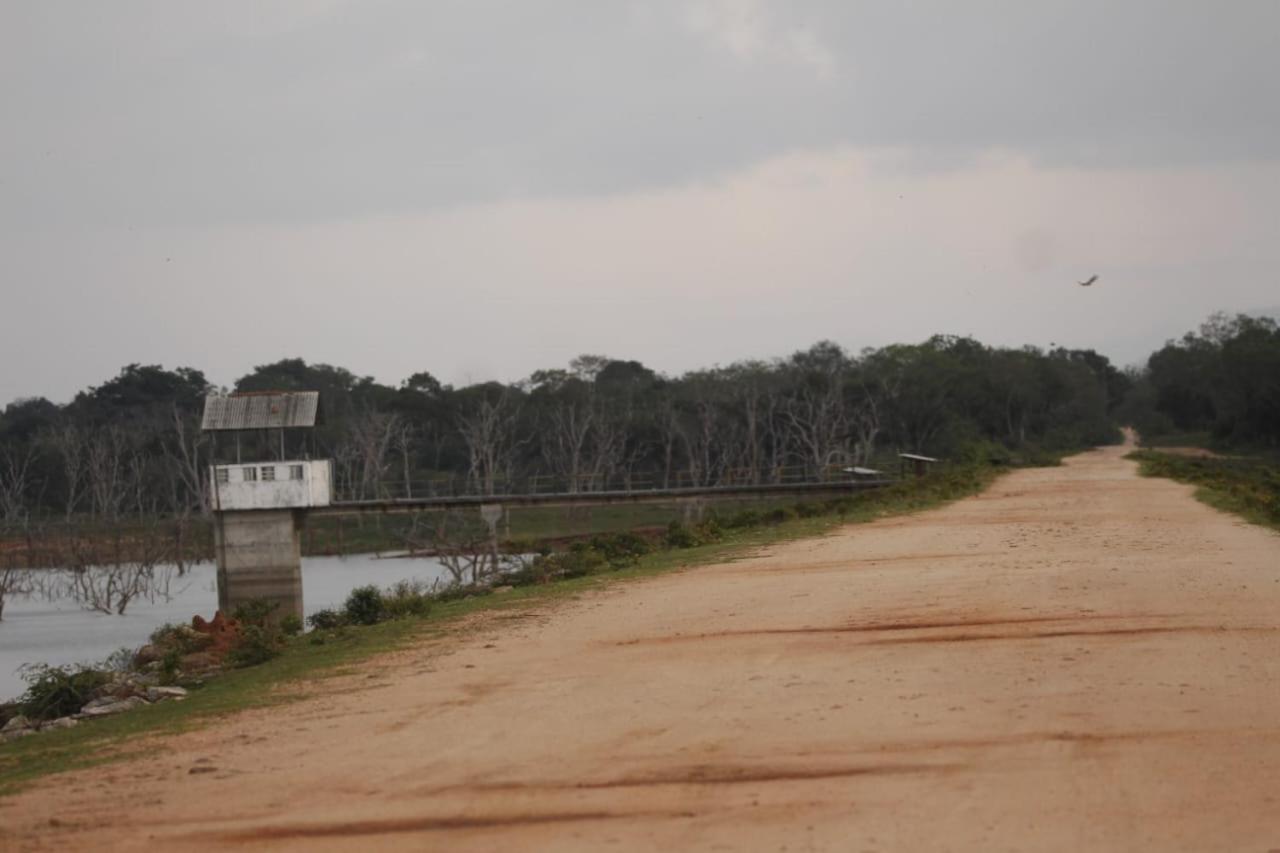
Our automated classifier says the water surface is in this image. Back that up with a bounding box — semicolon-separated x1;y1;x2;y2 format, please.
0;554;459;703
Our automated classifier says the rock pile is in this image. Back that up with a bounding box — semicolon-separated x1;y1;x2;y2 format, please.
0;679;189;743
0;610;242;745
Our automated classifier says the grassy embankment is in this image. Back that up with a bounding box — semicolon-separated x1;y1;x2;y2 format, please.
0;462;1004;794
1129;450;1280;532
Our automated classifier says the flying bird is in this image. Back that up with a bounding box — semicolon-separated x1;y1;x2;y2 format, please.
1078;275;1098;287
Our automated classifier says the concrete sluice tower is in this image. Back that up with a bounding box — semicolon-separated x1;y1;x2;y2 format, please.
201;391;331;621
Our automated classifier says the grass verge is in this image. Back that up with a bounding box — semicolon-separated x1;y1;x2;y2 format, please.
0;462;1001;795
1128;450;1280;532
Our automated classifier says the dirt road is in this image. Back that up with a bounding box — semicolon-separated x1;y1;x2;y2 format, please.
4;444;1279;851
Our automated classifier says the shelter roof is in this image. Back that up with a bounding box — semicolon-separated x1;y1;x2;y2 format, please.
201;391;319;431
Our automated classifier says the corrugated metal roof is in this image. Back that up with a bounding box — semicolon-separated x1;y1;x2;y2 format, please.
201;392;319;431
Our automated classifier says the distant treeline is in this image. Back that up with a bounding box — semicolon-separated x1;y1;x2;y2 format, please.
1116;313;1280;449
1;313;1269;524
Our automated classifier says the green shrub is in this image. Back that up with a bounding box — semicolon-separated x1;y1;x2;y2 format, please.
824;497;858;516
953;439;1013;467
430;584;481;602
762;506;799;525
279;614;303;637
227;625;281;668
158;647;182;685
306;608;347;630
558;544;608;577
587;532;652;564
505;537;549;557
724;508;763;528
664;521;701;548
102;646;136;672
503;563;552;587
382;580;432;618
149;623;204;655
18;664;112;721
512;545;611;584
344;585;385;626
232;599;280;626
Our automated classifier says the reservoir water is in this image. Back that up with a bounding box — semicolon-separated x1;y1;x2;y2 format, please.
0;554;461;703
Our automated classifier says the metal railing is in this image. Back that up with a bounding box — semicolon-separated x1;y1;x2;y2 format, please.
330;460;901;504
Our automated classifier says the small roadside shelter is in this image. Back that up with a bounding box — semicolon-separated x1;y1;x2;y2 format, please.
899;453;938;478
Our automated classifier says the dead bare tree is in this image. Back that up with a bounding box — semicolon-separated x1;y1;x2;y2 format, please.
43;424;89;520
60;522;177;615
162;405;210;514
392;421;416;499
673;396;732;487
127;450;156;517
584;410;626;490
541;401;595;492
784;371;850;479
655;396;683;489
343;410;402;500
332;439;360;501
847;375;889;465
0;560;31;621
86;425;132;520
401;510;522;588
457;392;526;495
0;443;36;524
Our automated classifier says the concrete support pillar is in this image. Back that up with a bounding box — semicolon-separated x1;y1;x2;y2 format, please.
213;509;304;622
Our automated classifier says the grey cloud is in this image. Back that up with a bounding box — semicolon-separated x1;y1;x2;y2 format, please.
3;1;1277;228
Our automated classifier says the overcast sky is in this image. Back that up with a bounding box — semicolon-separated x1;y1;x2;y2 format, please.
2;0;1277;404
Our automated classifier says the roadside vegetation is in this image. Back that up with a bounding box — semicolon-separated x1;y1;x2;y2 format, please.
0;459;1002;793
1115;312;1279;531
1129;450;1280;532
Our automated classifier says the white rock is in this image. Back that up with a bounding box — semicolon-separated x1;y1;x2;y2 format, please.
2;714;31;733
145;686;189;702
79;696;148;717
41;717;78;731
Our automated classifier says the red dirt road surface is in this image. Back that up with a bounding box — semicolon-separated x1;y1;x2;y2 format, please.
3;444;1279;851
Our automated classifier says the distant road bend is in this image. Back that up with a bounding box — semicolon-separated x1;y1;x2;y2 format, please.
4;440;1279;851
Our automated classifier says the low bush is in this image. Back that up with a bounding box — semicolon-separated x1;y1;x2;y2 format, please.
344;585;385;626
228;598;287;668
762;506;799;525
793;502;824;518
306;608;347;630
431;584;487;603
18;663;112;721
664;521;701;549
158;647;182;685
279;614;303;637
149;623;205;656
232;599;280;625
724;508;762;528
549;544;608;578
663;518;727;548
587;531;652;564
382;580;433;618
226;624;282;668
823;497;858;516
